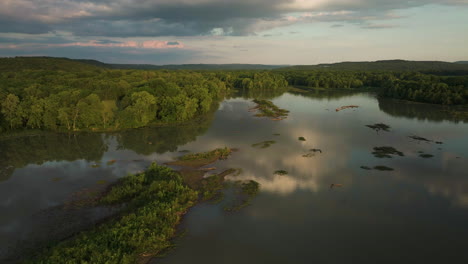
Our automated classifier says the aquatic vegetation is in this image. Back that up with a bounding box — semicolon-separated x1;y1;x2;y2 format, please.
409;135;443;145
374;166;394;171
178;150;191;153
51;177;62;182
302;148;322;158
409;135;432;142
251;99;289;120
251;140;276;149
96;180;107;185
298;137;306;141
336;105;359;112
274;170;288;175
419;154;434;158
167;147;232;168
360;165;395;171
198;169;236;201
224;180;260;212
29;163;198;263
330;184;343;189
273;133;281;136
366;123;391;132
106;160;116;166
372;146;404;158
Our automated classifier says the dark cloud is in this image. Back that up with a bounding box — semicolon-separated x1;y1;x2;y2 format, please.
0;0;466;37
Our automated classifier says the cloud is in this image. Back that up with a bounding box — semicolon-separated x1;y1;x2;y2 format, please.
0;0;467;37
331;24;344;28
361;23;398;29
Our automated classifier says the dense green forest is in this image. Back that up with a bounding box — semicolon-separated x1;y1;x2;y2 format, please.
1;57;467;133
279;70;468;105
0;57;288;132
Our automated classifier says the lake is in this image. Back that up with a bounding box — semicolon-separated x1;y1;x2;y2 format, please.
1;90;468;263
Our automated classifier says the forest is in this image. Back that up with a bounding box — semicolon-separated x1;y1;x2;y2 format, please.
1;57;467;132
0;58;288;132
278;70;468;105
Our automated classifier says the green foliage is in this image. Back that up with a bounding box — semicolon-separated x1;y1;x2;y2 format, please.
27;163;198;263
0;58;293;132
278;69;468;105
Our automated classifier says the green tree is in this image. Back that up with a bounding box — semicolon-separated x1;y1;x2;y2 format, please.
1;94;21;129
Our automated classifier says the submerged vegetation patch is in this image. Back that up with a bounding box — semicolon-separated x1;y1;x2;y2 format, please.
274;170;288;175
224;180;260;212
302;148;322;158
409;135;443;144
361;165;395;171
167;147;232;168
251;140;276;149
250;99;289;120
366;123;391;132
336;105;359;112
419;153;434;158
373;165;395;171
298;137;306;141
372;146;404;158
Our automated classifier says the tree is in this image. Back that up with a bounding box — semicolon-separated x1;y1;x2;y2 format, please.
1;94;21;129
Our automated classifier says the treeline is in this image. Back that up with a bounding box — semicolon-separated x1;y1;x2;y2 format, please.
278;71;468;105
0;58;289;132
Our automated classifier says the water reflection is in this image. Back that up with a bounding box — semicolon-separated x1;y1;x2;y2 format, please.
378;97;468;123
1;90;468;263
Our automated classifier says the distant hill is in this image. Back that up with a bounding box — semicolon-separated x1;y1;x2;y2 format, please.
2;57;468;73
0;57;102;72
0;57;287;71
281;60;468;74
83;62;287;70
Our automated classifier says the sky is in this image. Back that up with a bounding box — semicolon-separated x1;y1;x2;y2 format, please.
0;0;467;65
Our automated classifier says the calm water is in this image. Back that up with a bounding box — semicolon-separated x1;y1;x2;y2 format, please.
1;90;468;263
